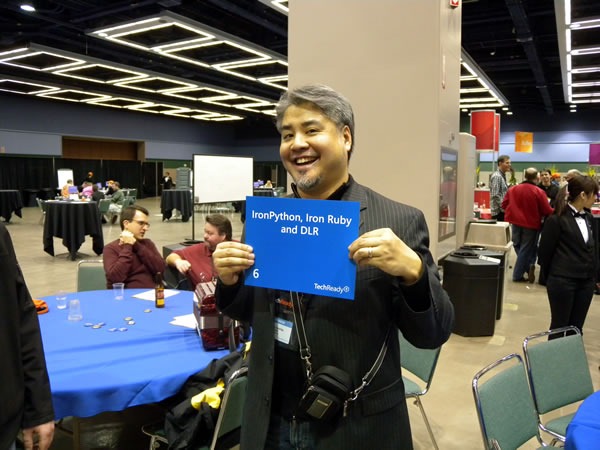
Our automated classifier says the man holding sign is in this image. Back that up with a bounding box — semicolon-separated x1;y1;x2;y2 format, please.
213;84;454;449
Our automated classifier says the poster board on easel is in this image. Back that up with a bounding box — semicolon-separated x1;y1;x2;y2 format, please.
193;155;253;203
57;168;73;189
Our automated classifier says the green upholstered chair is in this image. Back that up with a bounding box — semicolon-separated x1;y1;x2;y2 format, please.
98;199;111;223
472;353;548;450
522;326;595;443
77;259;106;292
399;331;442;450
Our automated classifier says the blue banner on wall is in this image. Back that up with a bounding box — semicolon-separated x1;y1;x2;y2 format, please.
244;196;360;300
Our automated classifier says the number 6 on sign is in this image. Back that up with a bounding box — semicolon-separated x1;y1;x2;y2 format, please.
253;269;260;279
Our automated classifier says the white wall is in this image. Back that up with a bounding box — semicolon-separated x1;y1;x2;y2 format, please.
289;0;462;258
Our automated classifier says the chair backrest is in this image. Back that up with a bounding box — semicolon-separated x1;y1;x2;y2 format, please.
77;260;106;291
399;331;441;392
210;367;248;450
122;196;134;208
164;264;192;291
36;197;47;211
472;353;542;450
98;199;111;213
522;326;594;415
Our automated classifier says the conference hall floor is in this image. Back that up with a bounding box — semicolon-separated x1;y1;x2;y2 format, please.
5;196;599;449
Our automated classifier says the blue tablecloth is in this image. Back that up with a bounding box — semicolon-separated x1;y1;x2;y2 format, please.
39;289;228;419
565;391;600;450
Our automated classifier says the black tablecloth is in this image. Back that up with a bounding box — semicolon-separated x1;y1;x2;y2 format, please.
161;189;193;222
22;189;39;207
43;201;104;260
0;190;23;222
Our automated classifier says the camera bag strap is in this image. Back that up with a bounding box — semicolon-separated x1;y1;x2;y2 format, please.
290;291;391;415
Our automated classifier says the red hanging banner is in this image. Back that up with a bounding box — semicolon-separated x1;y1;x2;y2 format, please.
470;110;499;151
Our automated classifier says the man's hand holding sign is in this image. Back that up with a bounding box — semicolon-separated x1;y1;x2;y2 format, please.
348;227;424;285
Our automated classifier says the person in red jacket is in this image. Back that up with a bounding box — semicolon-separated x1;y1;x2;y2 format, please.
502;168;554;282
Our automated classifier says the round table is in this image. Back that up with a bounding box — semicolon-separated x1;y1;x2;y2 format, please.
161;189;193;222
0;189;23;222
565;391;600;450
42;200;104;260
39;289;228;419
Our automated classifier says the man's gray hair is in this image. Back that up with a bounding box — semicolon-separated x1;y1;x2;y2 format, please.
275;84;355;155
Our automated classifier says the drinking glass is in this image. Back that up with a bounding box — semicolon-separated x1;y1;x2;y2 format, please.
113;283;125;301
56;291;68;310
67;299;82;321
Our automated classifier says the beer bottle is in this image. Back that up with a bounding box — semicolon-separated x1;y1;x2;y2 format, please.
155;272;165;308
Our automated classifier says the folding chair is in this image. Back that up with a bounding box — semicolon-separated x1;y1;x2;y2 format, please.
123;196;135;207
399;331;442;450
522;326;595;443
208;367;248;449
77;259;106;291
98;198;111;222
142;366;248;450
36;198;47;225
473;353;549;450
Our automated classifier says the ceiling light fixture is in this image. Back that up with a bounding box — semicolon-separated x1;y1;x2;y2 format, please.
20;4;36;12
258;0;289;15
555;0;600;109
460;50;508;112
0;43;277;121
89;11;288;92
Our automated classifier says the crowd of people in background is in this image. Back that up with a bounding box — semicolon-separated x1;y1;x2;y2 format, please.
494;159;598;340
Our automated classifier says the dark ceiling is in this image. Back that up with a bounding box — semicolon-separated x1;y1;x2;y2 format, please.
462;0;600;116
1;0;599;123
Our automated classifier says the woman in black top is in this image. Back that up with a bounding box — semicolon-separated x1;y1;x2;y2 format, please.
538;175;599;339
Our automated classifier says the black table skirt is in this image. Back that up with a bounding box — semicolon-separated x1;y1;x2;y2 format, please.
0;190;23;222
161;190;193;222
22;189;39;207
43;201;104;260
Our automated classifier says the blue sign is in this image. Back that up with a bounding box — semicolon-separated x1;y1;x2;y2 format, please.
244;196;360;300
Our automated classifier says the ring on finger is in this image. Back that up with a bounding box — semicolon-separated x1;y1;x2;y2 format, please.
367;247;373;258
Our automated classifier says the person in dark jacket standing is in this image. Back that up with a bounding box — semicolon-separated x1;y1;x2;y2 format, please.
537;168;559;207
162;172;174;190
538;174;599;339
213;84;454;449
0;223;55;450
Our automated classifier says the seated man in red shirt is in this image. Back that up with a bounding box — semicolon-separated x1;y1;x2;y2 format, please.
166;214;232;287
104;205;166;288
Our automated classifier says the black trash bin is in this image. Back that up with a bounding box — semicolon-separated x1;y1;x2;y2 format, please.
460;246;506;319
442;252;500;337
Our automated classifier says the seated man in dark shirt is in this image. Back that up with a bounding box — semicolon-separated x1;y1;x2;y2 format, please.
103;205;165;288
91;184;105;202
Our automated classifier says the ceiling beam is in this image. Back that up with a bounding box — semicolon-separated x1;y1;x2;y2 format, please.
505;0;554;114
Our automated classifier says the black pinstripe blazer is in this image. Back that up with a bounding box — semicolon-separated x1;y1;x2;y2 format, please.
538;211;597;280
216;180;454;450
